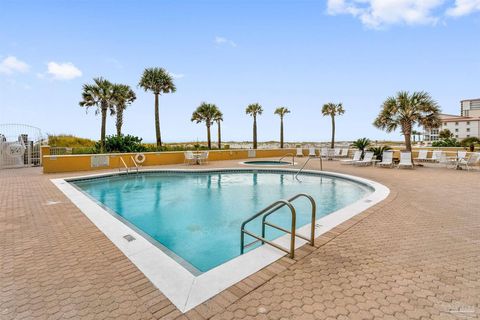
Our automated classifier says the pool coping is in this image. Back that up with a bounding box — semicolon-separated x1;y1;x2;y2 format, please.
51;167;389;313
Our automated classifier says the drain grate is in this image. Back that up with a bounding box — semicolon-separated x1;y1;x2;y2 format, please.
123;234;136;242
315;223;322;229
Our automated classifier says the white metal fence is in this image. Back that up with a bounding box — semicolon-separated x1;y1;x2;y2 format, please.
0;124;44;169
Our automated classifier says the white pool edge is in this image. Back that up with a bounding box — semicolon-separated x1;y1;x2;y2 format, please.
51;168;389;312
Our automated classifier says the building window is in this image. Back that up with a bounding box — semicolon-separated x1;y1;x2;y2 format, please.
467;135;470;138
455;135;458;138
467;128;470;132
444;122;447;126
467;121;470;125
455;128;458;132
455;122;458;125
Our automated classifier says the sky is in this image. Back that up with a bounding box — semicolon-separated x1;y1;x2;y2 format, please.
1;0;480;143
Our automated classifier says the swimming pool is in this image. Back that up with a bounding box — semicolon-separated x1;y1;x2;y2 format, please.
54;168;388;311
71;170;371;273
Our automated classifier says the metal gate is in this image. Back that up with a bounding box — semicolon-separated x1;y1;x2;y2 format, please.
0;124;44;169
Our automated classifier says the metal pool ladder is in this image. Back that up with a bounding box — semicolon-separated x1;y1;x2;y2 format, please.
240;193;316;259
118;156;139;174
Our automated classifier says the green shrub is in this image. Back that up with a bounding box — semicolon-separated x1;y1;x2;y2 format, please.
368;145;392;160
432;138;461;147
98;135;147;153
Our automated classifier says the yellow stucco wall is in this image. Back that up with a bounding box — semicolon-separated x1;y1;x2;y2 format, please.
42;148;297;173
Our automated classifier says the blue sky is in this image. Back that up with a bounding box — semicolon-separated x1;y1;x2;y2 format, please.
1;0;479;143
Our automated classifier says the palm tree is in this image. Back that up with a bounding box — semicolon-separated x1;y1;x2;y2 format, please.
322;102;345;149
373;91;441;152
352;137;371;158
274;107;290;148
79;77;115;152
112;84;136;137
246;103;263;149
191;102;218;149
138;67;176;148
213;109;223;149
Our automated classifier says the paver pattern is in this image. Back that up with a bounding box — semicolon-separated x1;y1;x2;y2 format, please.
1;160;479;319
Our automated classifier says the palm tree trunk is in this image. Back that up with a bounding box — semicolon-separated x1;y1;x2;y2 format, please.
217;120;221;149
206;123;212;149
116;108;123;138
403;122;412;152
280;116;284;148
154;93;162;148
100;103;107;153
330;115;335;149
253;115;257;149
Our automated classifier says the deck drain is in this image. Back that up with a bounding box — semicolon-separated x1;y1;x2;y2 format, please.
123;234;136;242
315;223;322;229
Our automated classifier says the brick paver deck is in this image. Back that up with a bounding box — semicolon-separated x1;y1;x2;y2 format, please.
1;160;479;319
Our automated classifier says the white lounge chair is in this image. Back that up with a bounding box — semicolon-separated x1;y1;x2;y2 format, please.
320;148;329;159
340;150;361;165
308;147;316;157
296;148;304;157
377;151;394;168
431;150;443;163
398;152;414;169
333;148;341;159
414;149;428;162
184;151;196;165
457;151;467;160
354;151;375;166
457;153;479;171
340;148;349;158
437;152;457;168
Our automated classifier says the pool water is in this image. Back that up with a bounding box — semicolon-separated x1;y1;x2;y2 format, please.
72;171;371;273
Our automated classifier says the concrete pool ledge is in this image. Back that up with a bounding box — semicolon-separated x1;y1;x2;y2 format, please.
51;168;389;313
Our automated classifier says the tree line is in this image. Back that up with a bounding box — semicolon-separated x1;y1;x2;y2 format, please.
79;67;442;153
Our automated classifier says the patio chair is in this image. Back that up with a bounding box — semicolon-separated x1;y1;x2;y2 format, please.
340;148;349;158
296;148;304;157
414;149;428;163
198;151;209;164
377;151;394;168
184;151;196;165
398;152;414;169
354;151;375;166
457;153;480;171
308;147;316;157
340;150;362;165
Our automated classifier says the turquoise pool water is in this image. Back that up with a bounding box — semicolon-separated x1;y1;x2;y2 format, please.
71;171;371;273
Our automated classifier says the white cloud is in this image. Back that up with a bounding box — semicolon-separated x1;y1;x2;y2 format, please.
214;36;237;47
46;62;82;80
169;72;185;79
0;56;30;74
327;0;445;28
447;0;480;16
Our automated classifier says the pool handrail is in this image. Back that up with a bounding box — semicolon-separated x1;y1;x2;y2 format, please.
240;193;316;259
278;153;295;165
294;157;322;179
261;193;316;247
240;199;296;258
